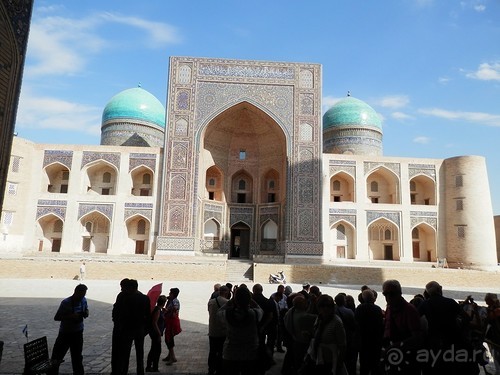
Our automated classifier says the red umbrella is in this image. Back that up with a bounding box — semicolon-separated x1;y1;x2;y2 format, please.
147;283;162;311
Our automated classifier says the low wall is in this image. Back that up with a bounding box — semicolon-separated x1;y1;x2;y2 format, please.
254;263;500;289
1;257;499;291
0;257;226;281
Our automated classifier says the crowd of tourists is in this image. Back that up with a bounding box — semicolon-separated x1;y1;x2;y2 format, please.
207;280;500;375
47;278;500;375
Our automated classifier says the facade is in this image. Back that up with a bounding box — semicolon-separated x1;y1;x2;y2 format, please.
1;56;498;270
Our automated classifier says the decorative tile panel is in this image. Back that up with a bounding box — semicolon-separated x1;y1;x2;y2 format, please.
195;82;293;134
203;202;225;224
167;206;186;232
298;177;314;204
299;69;314;88
43;150;73;170
36;203;67;221
286;242;323;255
171;143;188;169
299;123;313;142
174;118;189;137
364;161;401;177
410;211;438;230
198;63;295;80
297;209;314;238
229;206;254;228
366;211;400;227
157;236;195;251
78;203;113;221
176;90;190;110
329;209;357;228
81;152;120;170
170;175;187;200
129;153;156;172
299;93;314;115
408;164;437;180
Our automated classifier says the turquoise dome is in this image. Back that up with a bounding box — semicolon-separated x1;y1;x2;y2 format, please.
102;87;165;128
323;97;382;131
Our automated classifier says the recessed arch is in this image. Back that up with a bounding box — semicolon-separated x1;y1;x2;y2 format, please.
205;165;224;201
231;169;253;203
329;220;356;259
197;99;290;145
82;160;118;196
79;211;110;253
411;222;437;262
35;214;64;253
130;165;154;196
125;214;151;254
42;162;70;194
202;218;221;252
366;167;400;204
409;174;436;205
261;168;280;203
230;221;251;259
367;217;400;260
330;171;355;202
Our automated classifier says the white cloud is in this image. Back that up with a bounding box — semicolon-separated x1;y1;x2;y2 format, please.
26;10;180;77
392;112;414;120
419;108;500;127
376;95;410;109
438;76;451;84
26;16;104;76
474;4;486;11
99;13;181;47
466;62;500;81
17;89;101;136
413;136;431;144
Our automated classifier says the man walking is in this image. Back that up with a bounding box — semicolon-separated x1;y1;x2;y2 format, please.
51;284;89;375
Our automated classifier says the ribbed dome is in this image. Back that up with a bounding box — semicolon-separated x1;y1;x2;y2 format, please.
323;96;382;131
102;87;165;128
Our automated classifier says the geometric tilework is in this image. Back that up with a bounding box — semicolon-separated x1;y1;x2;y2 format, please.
78;203;114;221
43;150;73;170
410;216;437;230
36;206;66;221
366;210;400;227
198;63;295;80
285;241;323;255
124;209;152;222
195;82;294;135
129;153;156;172
156;236;195;251
329;213;356;228
81;152;120;170
364;161;401;177
229;206;254;228
408;164;436;180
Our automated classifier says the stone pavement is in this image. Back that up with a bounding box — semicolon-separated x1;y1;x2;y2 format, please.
0;278;497;374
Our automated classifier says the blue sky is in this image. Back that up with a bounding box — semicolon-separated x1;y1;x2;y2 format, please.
16;1;500;213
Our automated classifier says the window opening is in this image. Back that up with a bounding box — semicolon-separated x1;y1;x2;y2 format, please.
137;219;146;235
103;172;111;183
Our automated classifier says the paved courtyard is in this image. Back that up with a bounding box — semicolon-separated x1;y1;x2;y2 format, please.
0;278;497;374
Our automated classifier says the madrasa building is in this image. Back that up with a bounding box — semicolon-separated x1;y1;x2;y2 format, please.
1;56;498;270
